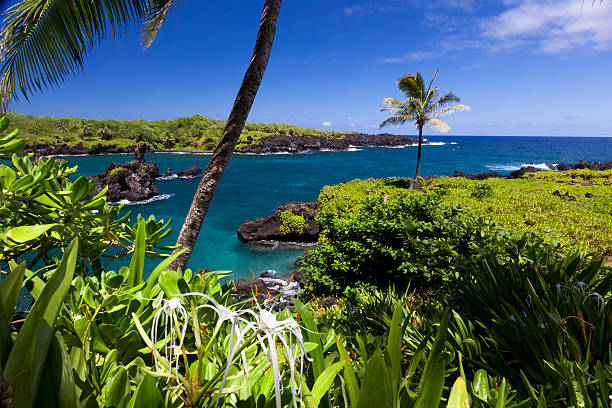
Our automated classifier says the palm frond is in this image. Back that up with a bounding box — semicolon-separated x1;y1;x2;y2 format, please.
380;107;408;114
429;104;471;118
427;91;460;112
426;118;450;132
380;97;409;109
379;114;415;128
404;96;424;111
0;0;147;110
423;86;439;110
143;0;176;48
424;68;439;100
397;73;423;99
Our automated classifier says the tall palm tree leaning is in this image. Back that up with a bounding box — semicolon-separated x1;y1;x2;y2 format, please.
379;69;470;182
0;0;282;270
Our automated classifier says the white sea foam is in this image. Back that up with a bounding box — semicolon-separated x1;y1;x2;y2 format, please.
156;151;212;155
114;193;175;206
236;151;292;155
347;147;362;152
426;142;446;146
450;142;458;145
486;163;552;172
157;174;178;180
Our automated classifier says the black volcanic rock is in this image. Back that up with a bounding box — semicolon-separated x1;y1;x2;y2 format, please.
89;145;159;203
24;142;134;157
453;170;507;180
237;201;319;243
508;166;542;179
554;160;612;171
237;133;419;154
177;165;202;178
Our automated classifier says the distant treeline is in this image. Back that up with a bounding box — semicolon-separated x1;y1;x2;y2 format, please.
4;112;351;150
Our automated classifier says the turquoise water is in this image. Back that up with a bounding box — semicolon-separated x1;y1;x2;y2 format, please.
65;136;612;278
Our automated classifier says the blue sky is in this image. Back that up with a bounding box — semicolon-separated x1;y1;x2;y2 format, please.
4;0;612;136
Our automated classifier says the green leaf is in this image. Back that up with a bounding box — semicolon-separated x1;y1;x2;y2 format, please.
336;337;359;406
294;298;325;378
4;238;78;408
414;310;451;408
447;377;469;408
495;379;507;408
0;137;25;154
127;374;163;408
0;297;13;367
0;261;26;321
9;174;33;191
386;300;404;402
127;218;146;288
0;117;9;133
311;362;343;406
537;394;547;408
158;269;181;298
34;332;78;408
142;249;185;300
69;176;91;202
5;223;58;243
472;369;490;402
104;366;129;407
356;349;393;408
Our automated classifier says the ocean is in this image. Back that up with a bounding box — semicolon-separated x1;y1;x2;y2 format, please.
65;135;612;279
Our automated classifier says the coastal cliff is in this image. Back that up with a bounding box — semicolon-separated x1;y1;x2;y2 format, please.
236;133;419;154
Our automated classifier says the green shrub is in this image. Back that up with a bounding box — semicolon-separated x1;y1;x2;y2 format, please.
470;182;493;199
301;192;506;296
279;210;306;235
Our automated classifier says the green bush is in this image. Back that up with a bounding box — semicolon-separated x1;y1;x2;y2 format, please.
470;182;494;199
279;210;306;235
302;192;506;296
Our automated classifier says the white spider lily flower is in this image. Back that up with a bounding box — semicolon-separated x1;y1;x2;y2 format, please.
178;292;258;408
150;296;189;382
256;309;310;408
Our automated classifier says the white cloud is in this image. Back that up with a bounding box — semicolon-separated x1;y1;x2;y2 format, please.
378;1;612;65
480;0;612;53
343;5;364;16
322;121;332;127
350;123;356;127
381;50;438;63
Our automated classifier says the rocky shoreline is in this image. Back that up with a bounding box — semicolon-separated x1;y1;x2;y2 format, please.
237;133;420;154
24;132;421;157
88;144;203;203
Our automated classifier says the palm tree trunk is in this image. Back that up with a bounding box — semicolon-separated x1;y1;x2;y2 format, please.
169;0;282;271
413;125;423;181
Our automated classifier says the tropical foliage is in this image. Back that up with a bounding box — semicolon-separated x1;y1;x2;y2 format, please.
379;69;470;180
2;122;612;407
4;112;353;152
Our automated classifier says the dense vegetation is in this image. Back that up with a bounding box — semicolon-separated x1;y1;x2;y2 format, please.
2;119;611;407
5;112;352;151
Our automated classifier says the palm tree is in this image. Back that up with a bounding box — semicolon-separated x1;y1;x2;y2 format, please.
0;0;283;270
379;69;470;181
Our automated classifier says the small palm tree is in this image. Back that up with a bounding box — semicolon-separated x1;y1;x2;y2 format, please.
379;69;470;181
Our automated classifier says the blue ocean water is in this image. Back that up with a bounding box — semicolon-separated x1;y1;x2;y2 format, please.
65;136;612;278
